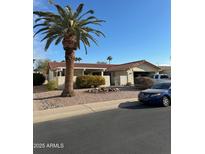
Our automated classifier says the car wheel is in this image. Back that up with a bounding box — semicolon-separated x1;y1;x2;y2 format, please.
162;96;170;107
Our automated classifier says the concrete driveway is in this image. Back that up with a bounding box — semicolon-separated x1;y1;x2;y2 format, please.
34;104;171;154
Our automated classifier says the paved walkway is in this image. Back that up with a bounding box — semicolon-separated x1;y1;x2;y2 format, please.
33;98;138;123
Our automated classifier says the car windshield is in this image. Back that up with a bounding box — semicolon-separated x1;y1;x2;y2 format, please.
151;83;171;89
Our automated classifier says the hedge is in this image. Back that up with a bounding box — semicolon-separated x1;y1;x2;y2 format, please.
46;80;58;91
134;77;154;90
33;73;45;86
76;75;105;88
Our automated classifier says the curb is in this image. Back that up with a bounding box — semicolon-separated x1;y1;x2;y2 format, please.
33;98;138;123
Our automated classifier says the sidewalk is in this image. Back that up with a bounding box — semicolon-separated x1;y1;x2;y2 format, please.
33;98;138;123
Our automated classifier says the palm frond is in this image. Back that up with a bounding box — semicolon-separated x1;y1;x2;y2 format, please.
34;27;50;37
33;3;105;52
77;10;94;20
74;3;84;18
44;35;58;51
55;36;64;45
54;4;67;18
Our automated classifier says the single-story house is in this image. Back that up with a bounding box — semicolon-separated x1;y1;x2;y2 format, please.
47;60;161;89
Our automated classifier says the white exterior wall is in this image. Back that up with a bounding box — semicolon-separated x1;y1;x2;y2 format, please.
112;71;128;86
127;69;134;84
119;76;128;86
56;76;77;90
101;75;110;87
48;70;54;81
132;64;159;72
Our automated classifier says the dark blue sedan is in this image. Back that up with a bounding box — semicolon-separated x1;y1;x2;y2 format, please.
138;81;171;107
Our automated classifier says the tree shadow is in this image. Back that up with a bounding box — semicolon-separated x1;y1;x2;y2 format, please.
118;101;162;109
33;95;61;100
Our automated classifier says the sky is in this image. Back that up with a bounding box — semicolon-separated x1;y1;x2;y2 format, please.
33;0;171;65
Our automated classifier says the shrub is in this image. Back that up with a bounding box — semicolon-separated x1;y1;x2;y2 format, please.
126;82;132;86
33;73;45;86
76;75;105;88
46;80;58;91
134;77;154;90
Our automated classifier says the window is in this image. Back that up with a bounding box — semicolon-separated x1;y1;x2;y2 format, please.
154;75;159;79
57;72;60;76
160;75;169;79
62;69;65;76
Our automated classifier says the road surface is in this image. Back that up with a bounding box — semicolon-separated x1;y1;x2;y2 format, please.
34;103;170;154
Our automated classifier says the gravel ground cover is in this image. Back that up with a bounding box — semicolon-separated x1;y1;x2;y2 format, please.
33;87;139;111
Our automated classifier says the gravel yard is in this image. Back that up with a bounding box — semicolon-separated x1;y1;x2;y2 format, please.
33;87;139;111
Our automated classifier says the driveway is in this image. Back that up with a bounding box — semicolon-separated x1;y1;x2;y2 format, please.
34;104;171;154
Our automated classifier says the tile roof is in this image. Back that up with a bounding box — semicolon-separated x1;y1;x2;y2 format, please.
107;60;161;71
48;62;116;70
48;60;161;71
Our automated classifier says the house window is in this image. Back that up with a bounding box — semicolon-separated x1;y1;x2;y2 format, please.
62;69;65;76
57;72;60;76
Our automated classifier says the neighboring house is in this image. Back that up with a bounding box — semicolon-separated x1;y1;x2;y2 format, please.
159;66;171;78
47;60;161;89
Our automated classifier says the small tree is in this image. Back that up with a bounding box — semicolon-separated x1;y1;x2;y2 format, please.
75;57;82;63
97;61;107;64
35;59;50;75
107;56;112;64
78;57;82;63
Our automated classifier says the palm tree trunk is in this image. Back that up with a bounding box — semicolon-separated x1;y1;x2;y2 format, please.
61;49;75;97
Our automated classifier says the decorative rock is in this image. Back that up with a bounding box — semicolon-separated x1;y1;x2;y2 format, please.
87;87;120;93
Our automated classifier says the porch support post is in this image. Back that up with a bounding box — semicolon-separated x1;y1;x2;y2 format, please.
82;68;85;76
101;69;104;76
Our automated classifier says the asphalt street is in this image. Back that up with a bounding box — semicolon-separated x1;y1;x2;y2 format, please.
34;103;171;154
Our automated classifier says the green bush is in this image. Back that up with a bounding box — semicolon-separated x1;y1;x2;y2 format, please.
46;80;58;91
33;73;45;86
76;75;105;88
134;77;154;90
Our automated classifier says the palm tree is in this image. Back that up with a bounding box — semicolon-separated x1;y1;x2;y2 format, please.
107;56;112;64
75;57;82;63
78;57;82;63
33;3;105;97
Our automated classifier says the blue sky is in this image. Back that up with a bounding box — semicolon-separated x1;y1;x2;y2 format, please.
33;0;170;65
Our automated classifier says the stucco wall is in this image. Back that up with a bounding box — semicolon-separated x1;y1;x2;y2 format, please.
119;76;128;86
100;75;110;87
56;76;77;89
48;70;54;81
111;71;127;86
132;64;159;72
127;70;134;84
